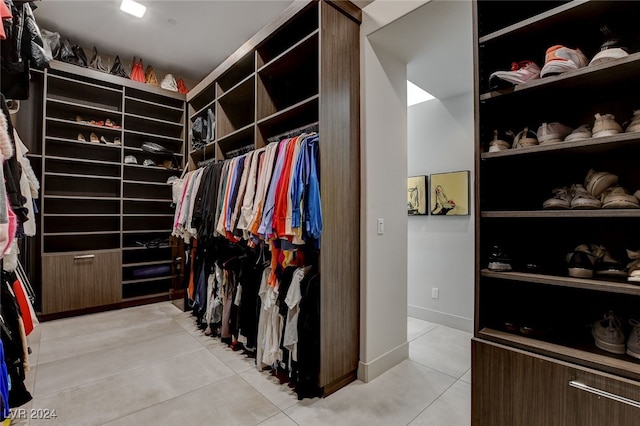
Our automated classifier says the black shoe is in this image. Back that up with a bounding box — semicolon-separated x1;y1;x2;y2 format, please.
488;245;512;271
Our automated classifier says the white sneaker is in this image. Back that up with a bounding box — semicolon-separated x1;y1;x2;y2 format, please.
570;184;601;209
540;45;589;78
537;122;573;145
625;110;640;133
489;60;541;90
584;168;618;197
564;124;592;142
488;129;514;152
590;47;629;66
592;113;623;137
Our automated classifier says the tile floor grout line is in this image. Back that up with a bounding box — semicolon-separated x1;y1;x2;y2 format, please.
32;337;210;400
33;319;184;367
406;357;467;383
403;378;460;426
237;367;300;413
103;375;235;425
32;327;192;369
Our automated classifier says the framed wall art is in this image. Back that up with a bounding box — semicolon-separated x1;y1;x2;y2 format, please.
429;170;470;216
407;175;427;215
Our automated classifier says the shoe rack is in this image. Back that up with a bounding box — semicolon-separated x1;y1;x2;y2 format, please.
34;60;186;315
187;0;360;397
474;1;640;424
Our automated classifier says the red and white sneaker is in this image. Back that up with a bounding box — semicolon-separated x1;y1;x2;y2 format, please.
540;45;589;77
489;60;541;90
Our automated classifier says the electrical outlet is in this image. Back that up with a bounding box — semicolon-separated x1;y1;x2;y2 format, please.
431;288;439;299
377;218;384;235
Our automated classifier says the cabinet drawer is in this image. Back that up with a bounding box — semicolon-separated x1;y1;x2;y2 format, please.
41;250;122;314
472;339;640;426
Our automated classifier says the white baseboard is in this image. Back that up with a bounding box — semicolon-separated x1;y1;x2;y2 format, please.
408;305;473;333
357;341;409;383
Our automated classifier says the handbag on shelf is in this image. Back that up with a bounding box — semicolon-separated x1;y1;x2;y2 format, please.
88;46;108;72
160;73;177;91
109;55;130;79
72;44;88;67
130;57;145;82
145;64;159;86
176;77;189;94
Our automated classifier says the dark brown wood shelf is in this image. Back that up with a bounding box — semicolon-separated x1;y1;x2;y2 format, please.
124;128;183;142
44;155;121;166
47;97;121;115
46;117;124;132
124;112;184;127
480;53;640;102
479;328;640;383
124;95;185;112
480;132;640;159
44;171;121;181
258;29;319;73
189;99;216;120
45;136;122;149
481;269;640;296
123;260;173;268
481;210;640;218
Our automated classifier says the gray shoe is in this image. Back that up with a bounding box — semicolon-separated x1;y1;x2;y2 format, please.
592;311;625;354
627;319;640;359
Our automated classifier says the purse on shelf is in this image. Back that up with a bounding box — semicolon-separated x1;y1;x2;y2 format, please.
130;57;145;83
160;73;177;92
109;55;130;79
176;77;189;94
72;44;88;67
58;39;79;65
88;46;108;72
145;64;159;86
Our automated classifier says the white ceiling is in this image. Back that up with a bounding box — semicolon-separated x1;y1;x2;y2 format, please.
32;0;295;84
367;0;473;100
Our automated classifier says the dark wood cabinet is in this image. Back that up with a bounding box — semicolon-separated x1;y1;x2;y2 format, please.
474;1;640;422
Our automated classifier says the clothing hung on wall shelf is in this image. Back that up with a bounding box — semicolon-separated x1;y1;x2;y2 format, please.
173;131;323;399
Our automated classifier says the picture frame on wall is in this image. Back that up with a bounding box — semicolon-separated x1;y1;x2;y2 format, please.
430;170;470;216
407;175;428;215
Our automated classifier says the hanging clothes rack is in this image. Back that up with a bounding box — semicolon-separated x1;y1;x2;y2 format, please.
267;122;319;144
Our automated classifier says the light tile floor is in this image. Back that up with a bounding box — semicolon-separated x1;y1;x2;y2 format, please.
11;303;471;426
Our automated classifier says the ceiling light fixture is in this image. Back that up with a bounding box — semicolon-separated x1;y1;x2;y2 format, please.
120;0;146;18
407;80;435;106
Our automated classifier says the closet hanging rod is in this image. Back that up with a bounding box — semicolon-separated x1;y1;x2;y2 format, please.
267;121;319;144
197;157;217;168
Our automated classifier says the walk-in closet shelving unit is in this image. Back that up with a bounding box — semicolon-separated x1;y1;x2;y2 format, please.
187;0;360;396
36;60;186;316
473;1;640;424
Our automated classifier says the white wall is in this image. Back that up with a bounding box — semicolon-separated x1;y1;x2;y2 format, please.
407;93;475;332
358;0;429;383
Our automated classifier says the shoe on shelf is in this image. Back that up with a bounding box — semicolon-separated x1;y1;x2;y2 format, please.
488;129;514;152
488;245;512;271
75;115;86;123
540;45;589;78
105;119;120;129
627;319;640;359
90;132;99;143
143;159;156;167
626;249;640;283
488;60;541;90
590;22;632;67
77;133;86;142
564;124;592;142
570;184;601;209
124;155;138;164
99;136;110;144
113;137;121;146
625;110;640;133
590;244;627;277
512;127;538;148
537;122;573;145
592;311;626;354
592;113;623;137
584;168;618;198
600;186;640;209
543;186;571;210
566;244;597;278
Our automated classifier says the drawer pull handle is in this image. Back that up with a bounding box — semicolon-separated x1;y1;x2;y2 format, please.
569;380;640;409
74;255;95;260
